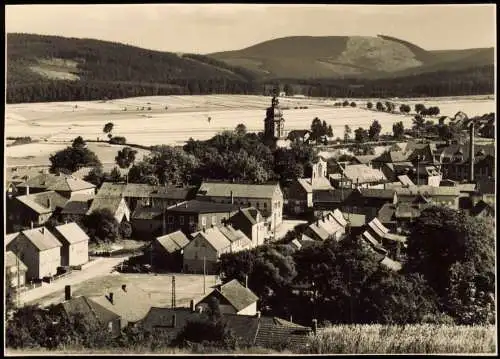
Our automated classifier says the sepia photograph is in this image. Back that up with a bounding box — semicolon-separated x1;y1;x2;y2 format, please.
4;3;496;355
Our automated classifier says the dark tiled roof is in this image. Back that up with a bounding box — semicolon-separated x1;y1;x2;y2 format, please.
16;191;68;214
140;307;199;335
167;200;241;214
20;227;62;251
16;173;95;192
359;188;395;199
255;316;312;350
209;279;259;312
341;164;386;184
313;189;353;203
132;206;164;220
470;200;494;217
59;296;120;326
377;203;396;224
87;196;127;215
373;151;409;163
61;199;90;215
238;207;264;225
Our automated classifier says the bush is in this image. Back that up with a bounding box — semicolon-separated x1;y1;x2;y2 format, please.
119;221;132;239
109;136;127;145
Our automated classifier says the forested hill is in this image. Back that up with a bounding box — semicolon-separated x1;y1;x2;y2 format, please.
6;33;495;103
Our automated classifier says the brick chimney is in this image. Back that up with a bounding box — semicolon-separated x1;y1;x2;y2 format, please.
65;285;71;301
469;122;475;182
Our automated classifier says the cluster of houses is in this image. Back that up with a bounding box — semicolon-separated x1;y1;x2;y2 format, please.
54;278;313;350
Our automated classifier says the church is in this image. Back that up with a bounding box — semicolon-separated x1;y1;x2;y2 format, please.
263;96;289;148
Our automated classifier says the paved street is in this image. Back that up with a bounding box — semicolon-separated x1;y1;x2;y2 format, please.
19;256;129;305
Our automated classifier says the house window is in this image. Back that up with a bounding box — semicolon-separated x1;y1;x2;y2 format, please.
168;216;174;224
179;216;184;225
201;216;206;226
263;203;267;208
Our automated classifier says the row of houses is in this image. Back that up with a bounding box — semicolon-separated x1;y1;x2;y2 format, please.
54;279;312;350
5;222;89;285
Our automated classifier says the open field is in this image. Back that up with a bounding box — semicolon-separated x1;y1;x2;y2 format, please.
31;273;219;309
5;95;495;149
5;141;150;168
304;324;496;354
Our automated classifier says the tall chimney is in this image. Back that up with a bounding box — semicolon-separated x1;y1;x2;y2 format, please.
172;314;177;328
65;285;71;301
312;318;318;334
109;292;114;304
26;185;30;196
190;299;195;312
469;122;475;182
230;191;234;205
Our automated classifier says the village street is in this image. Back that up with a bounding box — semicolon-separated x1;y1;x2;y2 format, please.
19;256;129;305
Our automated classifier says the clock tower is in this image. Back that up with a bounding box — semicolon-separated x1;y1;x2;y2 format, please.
264;96;286;146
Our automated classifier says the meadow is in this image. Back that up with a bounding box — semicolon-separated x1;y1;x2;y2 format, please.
304;324;496;354
5;95;495;152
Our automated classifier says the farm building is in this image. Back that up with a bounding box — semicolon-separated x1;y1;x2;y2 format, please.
6;226;62;280
197;279;259;316
52;222;89;267
86;196;131;223
183;225;252;274
89;284;155;329
228;207;266;248
196;181;284;230
287;129;311;144
152;230;190;271
165;199;241;234
5;251;28;288
9;191;68;231
329;164;387;189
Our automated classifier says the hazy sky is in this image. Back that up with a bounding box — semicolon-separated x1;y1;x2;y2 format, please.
6;4;496;54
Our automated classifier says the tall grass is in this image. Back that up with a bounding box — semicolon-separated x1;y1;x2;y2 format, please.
304;324;496;354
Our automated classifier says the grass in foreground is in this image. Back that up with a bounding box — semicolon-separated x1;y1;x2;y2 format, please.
304;324;496;354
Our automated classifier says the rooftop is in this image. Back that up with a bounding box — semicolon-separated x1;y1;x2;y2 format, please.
16;173;95;192
19;227;62;251
340;164;387;184
297;177;333;192
167;199;241;214
87;196;126;215
132;206;164;220
155;231;190;254
16;191;69;214
206;279;259;312
53;222;89;245
59;296;121;327
197;181;280;199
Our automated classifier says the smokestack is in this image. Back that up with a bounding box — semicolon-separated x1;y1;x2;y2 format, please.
172;314;177;328
312;319;318;334
26;185;30;196
109;292;114;304
65;285;71;301
469;122;475;182
190;299;195;312
230;191;234;204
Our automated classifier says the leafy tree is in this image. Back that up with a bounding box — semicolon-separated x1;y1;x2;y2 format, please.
234;123;247;137
342;100;349;107
412;115;426;137
72;136;86;149
207;297;222;322
103;122;114;136
399;104;411;114
327;125;333;138
415;103;426;114
128;162;158;184
366;102;373;109
109;136;127;145
115;146;138;168
310;117;326;142
385;101;394;113
350;102;356;107
405;206;495;304
368;120;382;141
83;208;120;243
49;146;102;173
83;166;105;187
376;102;384;111
392;121;405;140
344;125;352;143
119;221;132;239
354;127;369;143
108;167;123;182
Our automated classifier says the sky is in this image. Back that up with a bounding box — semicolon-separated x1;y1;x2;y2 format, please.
5;4;496;54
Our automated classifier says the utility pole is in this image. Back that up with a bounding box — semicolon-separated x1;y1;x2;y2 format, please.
171;276;176;308
203;256;206;295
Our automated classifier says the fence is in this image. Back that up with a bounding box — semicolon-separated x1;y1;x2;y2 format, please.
15;281;43;293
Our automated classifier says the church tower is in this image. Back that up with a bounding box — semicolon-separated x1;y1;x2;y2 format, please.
264;96;285;145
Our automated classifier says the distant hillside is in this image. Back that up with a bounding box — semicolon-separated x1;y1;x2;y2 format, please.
210;35;494;80
5;33;494;103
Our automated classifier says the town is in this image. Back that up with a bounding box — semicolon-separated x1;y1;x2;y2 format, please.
5;93;496;353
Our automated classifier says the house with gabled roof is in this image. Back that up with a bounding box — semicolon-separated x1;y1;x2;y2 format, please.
52;222;89;267
303;209;347;242
152;230;190;271
86;196;130;223
131;206;165;238
395;186;460;209
16;173;95;199
183;225;252;274
197;279;259;316
6;251;28;288
10;191;68;231
54;294;121;337
60;194;93;222
228;207;266;248
89;283;155;329
7;226;62;280
196;181;283;231
329;164;387;189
